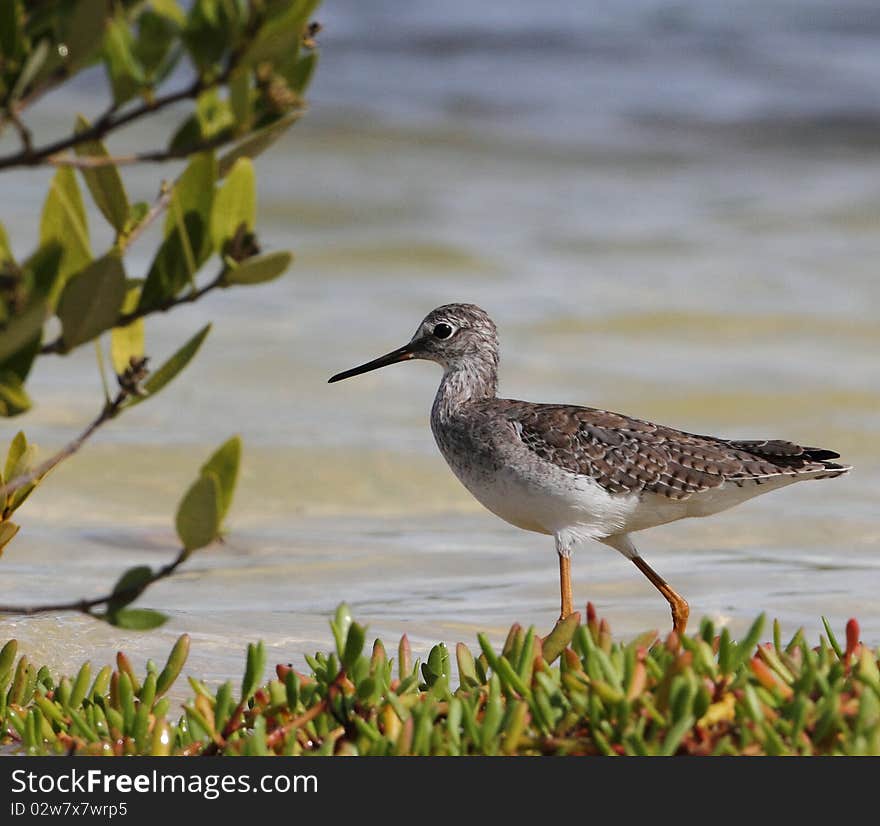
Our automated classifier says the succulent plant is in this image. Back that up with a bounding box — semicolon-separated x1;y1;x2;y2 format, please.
2;606;877;756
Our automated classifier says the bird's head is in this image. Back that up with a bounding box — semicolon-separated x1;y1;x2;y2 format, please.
328;303;498;382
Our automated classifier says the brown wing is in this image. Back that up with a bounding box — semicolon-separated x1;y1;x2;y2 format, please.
495;401;848;500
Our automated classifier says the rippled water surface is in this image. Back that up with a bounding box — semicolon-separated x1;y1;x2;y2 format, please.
1;1;879;687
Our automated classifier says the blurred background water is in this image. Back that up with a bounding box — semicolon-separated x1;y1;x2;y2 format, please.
1;1;878;688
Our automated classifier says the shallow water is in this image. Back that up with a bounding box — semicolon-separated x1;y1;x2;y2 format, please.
1;2;879;694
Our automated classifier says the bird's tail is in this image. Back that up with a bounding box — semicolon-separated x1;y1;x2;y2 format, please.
800;447;851;479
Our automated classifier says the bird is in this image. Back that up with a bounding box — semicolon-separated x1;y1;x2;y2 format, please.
328;303;851;635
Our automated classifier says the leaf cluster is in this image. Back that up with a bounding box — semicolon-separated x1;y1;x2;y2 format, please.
0;432;44;555
2;0;320;410
2;608;877;756
0;1;320;563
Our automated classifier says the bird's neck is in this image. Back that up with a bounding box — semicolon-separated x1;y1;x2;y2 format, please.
433;355;498;422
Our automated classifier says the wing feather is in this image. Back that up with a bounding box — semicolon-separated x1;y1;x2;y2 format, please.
491;401;849;500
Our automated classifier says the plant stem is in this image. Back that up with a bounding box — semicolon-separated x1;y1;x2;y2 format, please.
43;124;276;169
7;110;33;153
0;546;191;617
0;79;206;171
39;269;228;356
0;388;128;500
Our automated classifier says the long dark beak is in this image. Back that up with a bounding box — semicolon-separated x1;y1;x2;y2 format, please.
328;344;416;383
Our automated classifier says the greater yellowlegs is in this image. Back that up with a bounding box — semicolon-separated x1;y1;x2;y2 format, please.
328;303;851;634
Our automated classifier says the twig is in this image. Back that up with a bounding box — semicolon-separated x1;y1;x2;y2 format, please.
120;267;226;323
123;181;174;251
0;80;205;171
43;121;269;169
0;374;140;500
201;698;328;756
0;47;251;173
39;268;227;355
0;545;191;617
45;152;149;169
0;360;148;503
265;702;328;749
8;110;33;154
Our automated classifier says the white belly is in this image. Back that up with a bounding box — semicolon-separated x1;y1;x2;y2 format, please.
443;449;640;540
442;444;804;545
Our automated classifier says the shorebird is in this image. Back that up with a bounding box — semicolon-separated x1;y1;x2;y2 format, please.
328;303;851;634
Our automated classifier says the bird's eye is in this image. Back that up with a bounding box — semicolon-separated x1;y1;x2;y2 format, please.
433;323;454;340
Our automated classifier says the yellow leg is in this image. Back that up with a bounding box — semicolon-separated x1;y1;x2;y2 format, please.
558;553;573;620
632;556;689;635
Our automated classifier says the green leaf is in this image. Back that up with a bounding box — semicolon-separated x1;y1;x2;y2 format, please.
0;639;17;685
23;240;65;303
0;1;22;61
0;302;46;364
4;430;30;482
0;370;31;417
165;152;216;235
103;16;144;106
223;251;292;286
228;68;252;131
0;241;62;377
822;617;844;660
127;323;211;406
287;51;319;94
456;643;479;687
0;222;13;266
241;3;312;67
61;2;110;71
137;212;205;313
11;38;49;101
110;284;144;375
7;477;38;514
40;167;91;290
241;641;266;702
200;436;241;519
151;0;187;27
342;623;366;672
218;110;302;177
0;521;19;556
163;152;216;262
107;609;169;631
211;157;255;252
168;113;202;155
195;88;235;141
133;10;177;76
74;115;131;234
332;603;353;657
542;612;581;664
57;254;126;350
660;715;696;756
183;0;235;69
0;329;40;387
176;472;221;552
107;566;154;616
156;634;190;698
2;431;41;514
214;681;234;732
733;613;766;670
69;662;92;708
